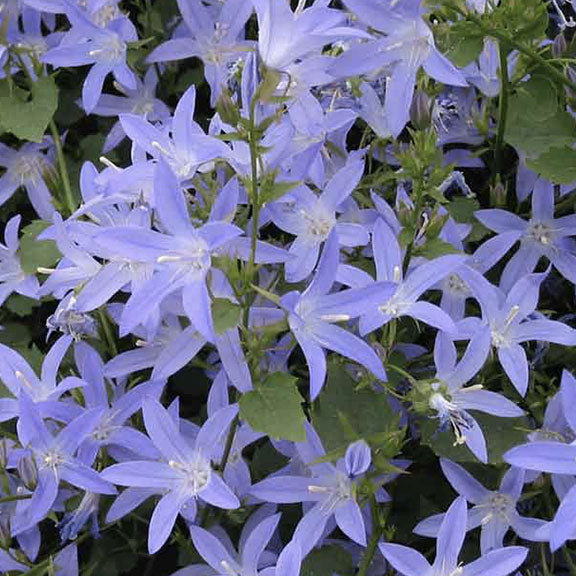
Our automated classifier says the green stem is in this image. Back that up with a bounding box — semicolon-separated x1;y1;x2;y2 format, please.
494;42;510;181
0;493;32;504
402;177;425;276
242;97;262;330
563;547;576;576
97;309;118;357
357;495;383;576
49;120;75;216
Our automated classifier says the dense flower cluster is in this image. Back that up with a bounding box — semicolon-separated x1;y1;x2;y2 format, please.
0;0;575;574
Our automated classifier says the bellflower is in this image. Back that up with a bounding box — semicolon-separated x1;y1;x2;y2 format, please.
0;215;40;307
415;459;548;553
357;219;465;336
280;232;391;399
381;496;528;576
119;85;232;182
475;181;576;291
251;0;364;73
91;67;171;153
43;4;137;113
251;423;373;553
332;0;467;136
269;159;369;282
73;342;164;464
425;331;523;463
104;311;207;381
93;160;242;340
0;140;55;219
462;269;576;396
188;512;281;576
0;335;85;424
148;0;252;106
504;371;576;478
102;399;240;553
13;393;116;535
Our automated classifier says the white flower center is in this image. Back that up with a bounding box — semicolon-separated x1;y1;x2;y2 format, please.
89;34;126;64
446;273;470;297
525;221;554;247
12;153;45;185
168;456;212;495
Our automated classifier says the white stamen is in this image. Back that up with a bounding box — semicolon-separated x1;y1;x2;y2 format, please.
99;156;121;171
319;314;350;323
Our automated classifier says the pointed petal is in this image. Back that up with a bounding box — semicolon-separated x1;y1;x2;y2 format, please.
378;543;430;576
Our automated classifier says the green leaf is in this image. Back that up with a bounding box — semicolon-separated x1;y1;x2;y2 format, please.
0;76;58;142
4;294;40;317
239;373;306;442
448;196;480;223
211;298;242;334
420;413;530;464
444;21;485;67
512;75;558;122
312;364;401;453
413;238;460;259
18;220;61;276
301;545;354;576
506;107;576;157
527;146;576;185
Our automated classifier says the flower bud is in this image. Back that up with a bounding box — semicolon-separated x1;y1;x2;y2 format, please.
17;455;37;492
552;33;568;58
216;89;241;127
410;90;432;130
0;512;11;550
0;440;7;470
490;181;506;207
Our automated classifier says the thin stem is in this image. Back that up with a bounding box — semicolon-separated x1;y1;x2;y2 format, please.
97;309;118;357
242;96;261;330
49;119;75;216
357;494;383;576
494;42;510;181
0;493;32;504
217;415;239;473
402;177;425;276
563;547;576;576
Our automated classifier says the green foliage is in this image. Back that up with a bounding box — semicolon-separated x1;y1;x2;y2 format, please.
441;20;485;67
505;75;576;184
17;220;61;276
212;298;243;334
0;76;59;143
527;147;576;185
312;363;402;456
239;373;307;442
488;0;549;44
301;545;355;576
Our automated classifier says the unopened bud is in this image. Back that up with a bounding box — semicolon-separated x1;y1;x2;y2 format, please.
17;455;37;491
552;33;568;58
0;514;11;549
0;440;7;470
410;90;432;130
490;181;506;207
216;89;241;127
